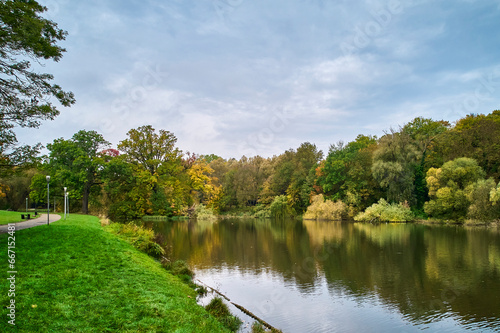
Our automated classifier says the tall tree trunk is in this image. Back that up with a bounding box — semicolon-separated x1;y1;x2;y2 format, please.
82;182;90;214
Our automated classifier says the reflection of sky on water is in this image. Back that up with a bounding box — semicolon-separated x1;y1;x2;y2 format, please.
194;266;485;333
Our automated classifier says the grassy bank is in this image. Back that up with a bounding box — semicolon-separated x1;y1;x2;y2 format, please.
0;214;230;332
0;211;30;225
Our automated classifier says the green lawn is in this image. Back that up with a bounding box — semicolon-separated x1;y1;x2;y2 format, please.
0;210;26;225
0;214;229;332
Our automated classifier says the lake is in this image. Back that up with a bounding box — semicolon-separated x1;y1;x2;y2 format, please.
146;218;500;332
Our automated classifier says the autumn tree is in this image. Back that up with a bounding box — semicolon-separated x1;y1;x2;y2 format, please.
466;178;500;221
424;157;486;220
114;126;190;216
187;159;223;212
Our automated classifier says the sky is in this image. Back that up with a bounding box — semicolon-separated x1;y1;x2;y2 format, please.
15;0;500;159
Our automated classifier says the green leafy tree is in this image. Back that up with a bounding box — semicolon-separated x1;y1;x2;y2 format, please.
372;129;421;205
38;130;110;214
401;117;450;210
290;142;323;214
208;157;236;211
118;125;182;176
0;143;42;208
428;111;500;180
317;135;379;214
371;118;450;209
264;142;322;214
0;167;37;210
0;0;75;148
102;156;157;221
270;194;291;219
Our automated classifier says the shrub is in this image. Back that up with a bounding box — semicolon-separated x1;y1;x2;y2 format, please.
355;199;415;222
270;195;291;219
253;204;271;218
162;259;194;278
205;297;242;332
105;222;165;257
194;204;217;221
303;194;347;221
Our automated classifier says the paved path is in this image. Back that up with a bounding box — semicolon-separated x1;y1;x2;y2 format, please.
0;214;62;233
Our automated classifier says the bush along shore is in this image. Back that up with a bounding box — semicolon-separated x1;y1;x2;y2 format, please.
0;214;231;332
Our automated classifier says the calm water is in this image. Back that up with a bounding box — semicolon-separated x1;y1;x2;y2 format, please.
147;218;500;332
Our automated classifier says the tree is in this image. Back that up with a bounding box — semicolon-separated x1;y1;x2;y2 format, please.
372;129;421;205
424;157;486;220
270;195;291;219
232;156;271;207
317;135;379;214
262;143;323;214
290;142;323;214
0;0;75;148
187;159;223;212
428;111;500;181
0;167;37;210
118;125;182;176
40;130;110;214
371;118;451;209
466;178;499;221
401;117;450;210
116;125;187;216
102;156;157;221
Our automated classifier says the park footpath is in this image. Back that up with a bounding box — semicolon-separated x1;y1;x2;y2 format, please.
0;214;61;233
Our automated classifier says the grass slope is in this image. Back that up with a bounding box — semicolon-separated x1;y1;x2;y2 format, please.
0;214;229;332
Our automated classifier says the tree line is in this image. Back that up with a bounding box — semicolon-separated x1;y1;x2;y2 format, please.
1;1;498;222
1;111;500;222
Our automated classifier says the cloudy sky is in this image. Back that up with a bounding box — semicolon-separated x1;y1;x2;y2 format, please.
16;0;500;159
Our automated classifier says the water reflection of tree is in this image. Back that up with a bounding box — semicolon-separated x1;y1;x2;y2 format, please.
318;223;500;327
152;219;500;328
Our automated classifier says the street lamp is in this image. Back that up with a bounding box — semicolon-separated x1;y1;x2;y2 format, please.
46;175;50;226
26;197;28;213
64;187;67;220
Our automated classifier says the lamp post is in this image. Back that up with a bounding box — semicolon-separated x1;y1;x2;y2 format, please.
66;191;69;217
46;175;50;226
26;197;28;213
64;187;67;220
